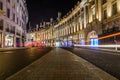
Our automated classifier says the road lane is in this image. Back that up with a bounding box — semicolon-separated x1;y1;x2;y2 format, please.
0;47;52;80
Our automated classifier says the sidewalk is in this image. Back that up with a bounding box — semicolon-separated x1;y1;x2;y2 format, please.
6;48;118;80
75;46;120;53
87;47;120;53
0;47;28;52
74;44;120;53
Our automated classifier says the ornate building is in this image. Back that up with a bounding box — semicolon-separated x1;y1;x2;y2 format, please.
26;19;54;47
27;0;120;47
0;0;28;47
53;0;120;46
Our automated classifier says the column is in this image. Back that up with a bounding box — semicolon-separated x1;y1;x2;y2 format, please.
20;36;22;47
14;28;16;48
2;20;5;48
84;6;87;28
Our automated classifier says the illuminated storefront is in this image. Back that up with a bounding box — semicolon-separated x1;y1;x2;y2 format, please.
79;33;85;45
5;34;14;47
87;31;98;45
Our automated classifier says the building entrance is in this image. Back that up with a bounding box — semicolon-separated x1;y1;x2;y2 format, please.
87;30;98;45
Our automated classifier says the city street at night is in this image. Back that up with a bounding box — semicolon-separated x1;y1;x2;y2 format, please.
0;0;120;80
0;47;52;80
6;48;117;80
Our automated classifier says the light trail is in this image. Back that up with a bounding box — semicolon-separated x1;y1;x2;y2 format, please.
74;44;120;48
98;32;120;40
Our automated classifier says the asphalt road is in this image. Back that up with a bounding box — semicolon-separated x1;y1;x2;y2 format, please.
0;47;52;80
63;47;120;80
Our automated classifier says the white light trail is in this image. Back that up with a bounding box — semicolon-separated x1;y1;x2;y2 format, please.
74;44;120;48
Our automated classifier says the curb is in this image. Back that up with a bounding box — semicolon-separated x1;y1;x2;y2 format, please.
76;47;120;54
0;47;29;52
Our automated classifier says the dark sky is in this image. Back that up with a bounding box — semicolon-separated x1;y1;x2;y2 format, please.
26;0;79;28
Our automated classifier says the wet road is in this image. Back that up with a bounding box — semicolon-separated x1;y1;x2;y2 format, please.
0;47;52;80
63;47;120;80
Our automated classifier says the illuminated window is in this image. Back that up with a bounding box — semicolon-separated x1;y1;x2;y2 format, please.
112;2;117;16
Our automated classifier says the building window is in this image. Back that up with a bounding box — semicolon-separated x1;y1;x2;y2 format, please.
7;9;10;18
17;0;19;3
112;2;117;16
13;13;15;22
7;0;10;3
0;19;3;30
103;9;107;19
17;17;18;24
0;2;3;10
102;0;107;4
13;3;15;9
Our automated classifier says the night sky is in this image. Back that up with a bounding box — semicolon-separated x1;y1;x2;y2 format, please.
26;0;79;29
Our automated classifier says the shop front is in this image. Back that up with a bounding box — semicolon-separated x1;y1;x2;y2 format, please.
79;33;85;45
5;34;14;47
67;36;73;47
87;30;98;45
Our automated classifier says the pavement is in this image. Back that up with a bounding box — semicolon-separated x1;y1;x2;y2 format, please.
6;48;118;80
0;47;28;52
76;47;120;53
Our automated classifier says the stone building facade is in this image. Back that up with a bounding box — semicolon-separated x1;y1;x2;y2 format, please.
27;0;120;47
0;0;28;47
